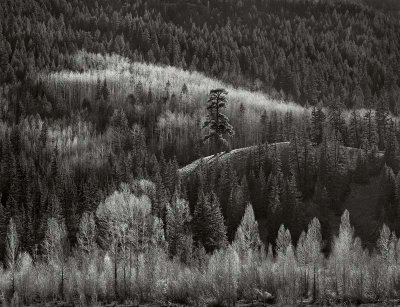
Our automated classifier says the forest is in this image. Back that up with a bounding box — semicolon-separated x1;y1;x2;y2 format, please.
0;0;400;305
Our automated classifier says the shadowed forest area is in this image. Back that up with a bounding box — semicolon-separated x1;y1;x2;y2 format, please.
1;0;400;305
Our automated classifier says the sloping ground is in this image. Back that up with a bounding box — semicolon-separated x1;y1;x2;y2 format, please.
179;142;385;247
178;142;383;179
178;142;290;178
40;51;305;116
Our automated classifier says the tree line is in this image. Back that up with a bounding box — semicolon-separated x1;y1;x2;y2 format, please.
1;183;400;306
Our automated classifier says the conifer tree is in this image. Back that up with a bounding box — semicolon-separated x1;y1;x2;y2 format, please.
331;210;355;298
305;218;322;302
101;79;110;101
95;78;102;101
376;96;390;150
233;204;262;256
203;89;234;154
268;174;281;214
226;183;246;240
283;173;303;238
384;120;399;172
377;224;391;261
328;97;345;141
276;224;292;257
0;42;8;75
193;191;227;252
259;110;268;143
311;105;325;145
363;102;378;152
349;108;363;148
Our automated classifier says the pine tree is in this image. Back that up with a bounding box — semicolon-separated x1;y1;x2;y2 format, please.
203;89;234;153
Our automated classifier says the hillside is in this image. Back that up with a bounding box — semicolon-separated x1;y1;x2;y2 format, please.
38;51;304;165
179;142;290;178
2;0;400;111
179;141;383;178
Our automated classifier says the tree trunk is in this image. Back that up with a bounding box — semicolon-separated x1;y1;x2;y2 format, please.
313;265;316;303
60;262;65;301
114;244;118;300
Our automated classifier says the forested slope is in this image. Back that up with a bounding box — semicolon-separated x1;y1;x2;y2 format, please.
0;0;400;304
1;0;400;110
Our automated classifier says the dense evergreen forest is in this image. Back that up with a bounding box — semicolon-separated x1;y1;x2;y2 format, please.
2;0;400;110
1;0;400;305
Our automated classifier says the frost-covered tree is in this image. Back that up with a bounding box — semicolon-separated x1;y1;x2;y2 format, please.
42;218;68;299
166;197;192;260
276;224;292;257
331;210;355;298
96;183;165;298
77;212;97;255
6;218;19;296
233;204;262;256
305;218;322;301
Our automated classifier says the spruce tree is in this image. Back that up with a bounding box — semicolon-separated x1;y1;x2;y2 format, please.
193;191;227;252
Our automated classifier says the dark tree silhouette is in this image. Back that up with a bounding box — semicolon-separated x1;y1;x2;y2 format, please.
203;89;234;154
